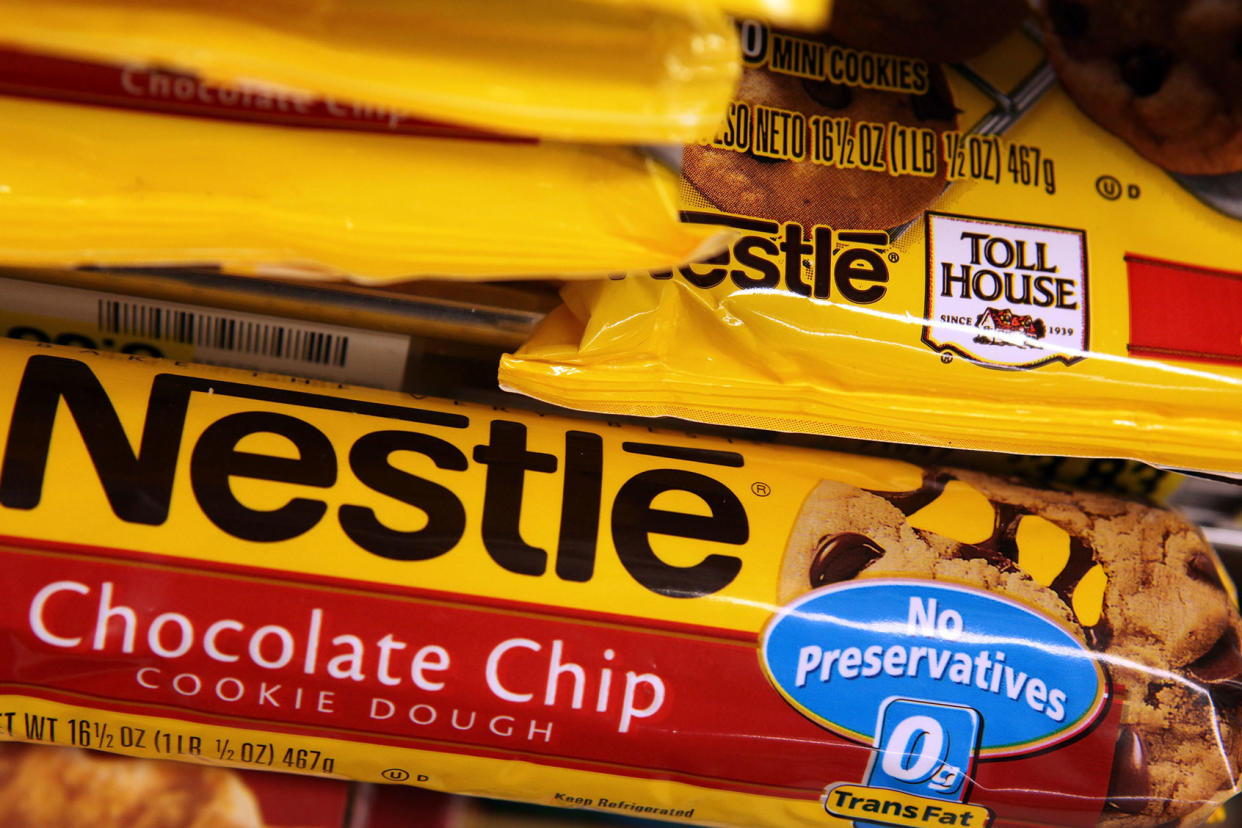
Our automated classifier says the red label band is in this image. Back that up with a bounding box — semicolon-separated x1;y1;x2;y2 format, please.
0;539;1116;826
1127;254;1242;366
0;48;530;142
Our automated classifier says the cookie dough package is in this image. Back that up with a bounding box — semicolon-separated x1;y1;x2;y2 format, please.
0;23;735;281
0;0;743;144
0;90;727;280
499;6;1242;473
1;338;1239;828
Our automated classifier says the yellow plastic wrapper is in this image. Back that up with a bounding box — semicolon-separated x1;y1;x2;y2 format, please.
0;94;727;280
500;15;1242;474
0;0;741;144
647;0;831;28
0;338;1239;828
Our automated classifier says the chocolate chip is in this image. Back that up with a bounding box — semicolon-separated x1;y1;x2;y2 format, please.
1118;45;1172;98
980;501;1023;558
958;543;1020;574
1050;537;1105;608
810;533;884;587
880;470;950;516
1187;629;1242;684
801;77;853;110
1188;548;1227;591
1085;619;1113;651
1047;0;1089;39
1107;727;1149;814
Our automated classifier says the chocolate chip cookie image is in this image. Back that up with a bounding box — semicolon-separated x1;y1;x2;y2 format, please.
0;742;267;828
778;470;1242;827
682;59;957;232
1037;0;1242;175
828;0;1031;63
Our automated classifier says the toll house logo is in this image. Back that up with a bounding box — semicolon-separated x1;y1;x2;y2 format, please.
923;212;1088;369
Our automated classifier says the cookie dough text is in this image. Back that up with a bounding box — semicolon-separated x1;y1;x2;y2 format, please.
28;580;666;734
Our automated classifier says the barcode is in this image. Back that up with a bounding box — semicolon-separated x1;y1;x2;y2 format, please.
98;300;349;367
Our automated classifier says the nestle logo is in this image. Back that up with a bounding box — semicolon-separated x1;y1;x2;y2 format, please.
922;212;1089;370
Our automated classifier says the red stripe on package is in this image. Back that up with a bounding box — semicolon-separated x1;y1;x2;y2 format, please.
1127;254;1242;366
0;48;527;141
2;537;1115;825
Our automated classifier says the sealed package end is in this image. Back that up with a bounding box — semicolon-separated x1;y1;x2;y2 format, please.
0;338;1237;828
0;0;740;144
0;17;734;281
0;93;726;280
499;9;1242;473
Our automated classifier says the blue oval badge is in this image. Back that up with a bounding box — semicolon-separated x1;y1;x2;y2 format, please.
760;579;1108;756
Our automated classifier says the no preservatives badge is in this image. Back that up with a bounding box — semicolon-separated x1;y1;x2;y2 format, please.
922;212;1089;370
760;581;1109;828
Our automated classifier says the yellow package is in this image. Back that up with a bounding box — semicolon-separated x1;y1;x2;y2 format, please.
500;13;1242;473
0;337;1239;828
0;0;741;145
0;94;728;280
647;0;831;28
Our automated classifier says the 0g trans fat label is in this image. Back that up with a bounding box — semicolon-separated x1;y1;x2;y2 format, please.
761;580;1108;824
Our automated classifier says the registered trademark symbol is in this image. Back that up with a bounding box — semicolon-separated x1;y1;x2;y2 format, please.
381;768;410;782
751;481;771;497
888;252;899;263
940;353;953;364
